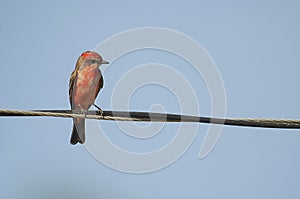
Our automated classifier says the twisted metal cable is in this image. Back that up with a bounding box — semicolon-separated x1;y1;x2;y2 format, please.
0;109;300;129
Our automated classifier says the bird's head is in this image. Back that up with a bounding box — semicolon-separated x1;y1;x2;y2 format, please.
80;51;109;67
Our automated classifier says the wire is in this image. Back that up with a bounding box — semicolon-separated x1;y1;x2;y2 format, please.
0;109;299;129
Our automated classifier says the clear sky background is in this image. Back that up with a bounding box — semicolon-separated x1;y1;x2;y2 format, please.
0;1;300;199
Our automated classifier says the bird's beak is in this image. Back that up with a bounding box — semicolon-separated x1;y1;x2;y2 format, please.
101;60;109;64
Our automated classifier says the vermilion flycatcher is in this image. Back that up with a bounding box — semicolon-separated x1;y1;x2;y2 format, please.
69;51;109;145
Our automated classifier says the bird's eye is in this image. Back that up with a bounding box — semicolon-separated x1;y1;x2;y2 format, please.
90;60;97;64
87;60;98;64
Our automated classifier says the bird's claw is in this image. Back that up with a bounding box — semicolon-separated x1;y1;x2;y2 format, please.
80;108;87;118
93;103;103;116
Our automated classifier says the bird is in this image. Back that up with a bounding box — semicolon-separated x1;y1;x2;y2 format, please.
69;51;109;145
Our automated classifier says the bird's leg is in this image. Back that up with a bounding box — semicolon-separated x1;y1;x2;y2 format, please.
80;107;87;118
93;103;103;116
77;105;88;118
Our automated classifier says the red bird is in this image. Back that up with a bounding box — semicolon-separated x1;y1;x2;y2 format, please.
69;51;109;145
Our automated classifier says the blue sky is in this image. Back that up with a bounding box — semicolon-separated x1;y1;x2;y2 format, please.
0;1;300;198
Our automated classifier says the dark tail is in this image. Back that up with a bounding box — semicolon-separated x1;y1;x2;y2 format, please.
70;119;85;145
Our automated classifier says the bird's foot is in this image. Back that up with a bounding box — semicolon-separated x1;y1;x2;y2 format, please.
93;103;103;116
80;108;88;118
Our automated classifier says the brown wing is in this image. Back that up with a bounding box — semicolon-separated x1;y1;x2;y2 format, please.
69;55;84;106
69;69;78;106
95;69;104;99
